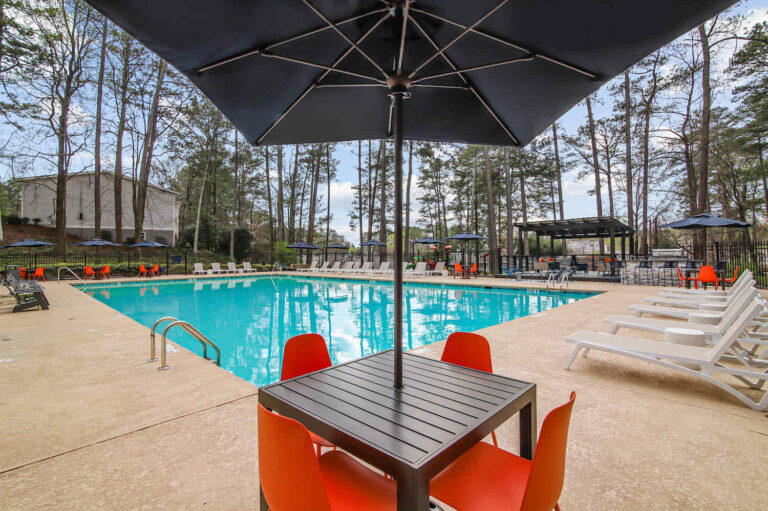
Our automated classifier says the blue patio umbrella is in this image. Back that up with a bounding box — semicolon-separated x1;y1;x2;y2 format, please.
0;238;57;249
73;238;122;247
360;239;385;262
325;241;347;262
129;240;168;248
412;237;443;261
660;213;751;229
447;232;485;266
287;241;319;265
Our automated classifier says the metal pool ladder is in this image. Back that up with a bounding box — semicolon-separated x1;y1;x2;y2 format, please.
149;316;221;370
58;267;87;286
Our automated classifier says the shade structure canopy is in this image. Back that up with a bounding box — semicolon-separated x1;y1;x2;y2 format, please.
129;240;168;248
286;241;319;250
515;216;633;239
447;232;485;241
72;238;122;247
88;0;738;389
660;213;752;230
0;238;57;249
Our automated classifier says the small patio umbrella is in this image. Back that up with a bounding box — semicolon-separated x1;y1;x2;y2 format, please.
660;213;751;260
447;232;485;266
90;0;735;389
0;238;57;271
412;237;443;262
360;239;385;263
325;241;347;262
73;238;122;247
287;241;319;265
129;240;169;248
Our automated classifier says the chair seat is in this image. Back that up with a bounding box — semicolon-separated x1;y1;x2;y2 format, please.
431;441;532;511
319;450;396;511
310;431;334;448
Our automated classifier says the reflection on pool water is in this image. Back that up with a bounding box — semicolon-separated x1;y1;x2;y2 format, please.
81;276;595;387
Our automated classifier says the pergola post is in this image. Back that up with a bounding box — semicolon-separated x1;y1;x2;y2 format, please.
609;225;616;279
536;233;540;260
550;235;555;258
621;233;626;261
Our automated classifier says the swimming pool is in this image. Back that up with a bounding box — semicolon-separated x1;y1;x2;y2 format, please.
81;276;595;387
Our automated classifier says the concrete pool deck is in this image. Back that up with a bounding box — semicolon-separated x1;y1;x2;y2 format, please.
1;273;766;510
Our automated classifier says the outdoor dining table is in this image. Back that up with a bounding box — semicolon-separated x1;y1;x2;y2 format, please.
258;349;537;511
683;267;726;289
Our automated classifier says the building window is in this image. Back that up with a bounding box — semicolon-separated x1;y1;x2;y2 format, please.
141;231;147;241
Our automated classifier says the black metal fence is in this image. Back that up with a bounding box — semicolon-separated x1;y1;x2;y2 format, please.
678;242;768;288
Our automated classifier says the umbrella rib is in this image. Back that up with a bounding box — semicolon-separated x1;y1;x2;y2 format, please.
410;7;597;79
255;12;390;145
396;0;410;74
261;52;385;83
408;0;508;80
197;8;386;73
301;0;389;79
408;14;519;145
411;55;534;84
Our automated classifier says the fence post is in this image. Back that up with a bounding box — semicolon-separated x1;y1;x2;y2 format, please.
185;251;188;275
166;250;169;275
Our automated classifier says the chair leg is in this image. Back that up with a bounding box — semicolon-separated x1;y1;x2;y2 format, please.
491;431;498;447
316;444;321;457
555;503;561;511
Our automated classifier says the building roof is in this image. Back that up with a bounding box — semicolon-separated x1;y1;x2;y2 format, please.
14;171;179;195
514;216;633;238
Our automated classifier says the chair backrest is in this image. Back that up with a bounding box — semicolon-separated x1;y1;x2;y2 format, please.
710;299;764;362
331;262;341;269
362;262;372;270
414;262;427;273
697;265;717;282
85;266;94;273
102;265;110;273
434;261;445;271
454;263;463;273
281;333;332;381
228;262;237;271
258;404;332;511
441;332;492;373
470;263;477;272
34;267;44;276
352;261;361;269
677;266;685;281
719;287;758;328
194;263;204;271
379;261;390;271
727;266;740;283
243;261;252;270
151;264;159;271
319;261;330;269
212;263;221;271
520;392;576;511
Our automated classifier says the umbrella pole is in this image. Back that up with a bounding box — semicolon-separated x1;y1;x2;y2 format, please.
392;88;405;389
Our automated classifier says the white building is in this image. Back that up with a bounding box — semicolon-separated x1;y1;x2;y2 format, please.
16;172;180;246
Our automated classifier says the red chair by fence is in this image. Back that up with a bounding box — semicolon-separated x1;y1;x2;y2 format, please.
139;264;148;277
19;268;27;280
454;263;465;279
697;265;719;290
441;332;498;447
99;265;111;279
723;266;739;287
150;264;160;277
430;392;577;511
84;266;96;280
32;267;46;281
467;263;478;278
258;404;396;511
281;333;335;457
677;266;697;289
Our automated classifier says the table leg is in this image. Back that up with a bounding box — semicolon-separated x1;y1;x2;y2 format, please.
520;398;537;460
397;470;430;511
260;485;268;511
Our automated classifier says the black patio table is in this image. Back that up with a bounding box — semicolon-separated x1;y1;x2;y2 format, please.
258;349;536;510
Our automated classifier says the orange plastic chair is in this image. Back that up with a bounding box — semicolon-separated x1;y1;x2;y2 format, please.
100;265;111;279
677;266;697;289
150;264;160;277
724;266;739;286
467;263;478;278
258;404;395;511
431;392;576;511
441;332;498;447
454;263;465;279
696;265;718;290
84;266;96;280
19;268;27;280
281;333;335;456
32;267;46;281
139;264;148;277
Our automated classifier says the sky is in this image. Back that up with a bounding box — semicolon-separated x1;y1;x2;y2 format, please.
322;0;768;243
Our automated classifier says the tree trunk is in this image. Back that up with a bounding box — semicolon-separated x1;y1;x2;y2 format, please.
757;133;768;219
623;70;634;247
552;124;566;256
230;129;238;259
55;93;71;247
484;147;498;274
277;145;284;241
193;115;221;254
586;95;604;253
377;141;387;261
325;144;331;250
358;140;363;248
93;17;107;238
696;24;712;252
264;146;274;256
504;147;514;260
113;36;131;244
307;146;320;247
641;100;651;255
404;140;413;259
134;60;166;241
518;148;529;256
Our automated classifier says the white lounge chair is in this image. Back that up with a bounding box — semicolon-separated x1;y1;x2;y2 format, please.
405;262;428;278
356;262;373;274
643;278;755;309
429;261;446;276
372;261;390;275
655;274;753;303
211;263;225;274
226;262;238;274
605;287;761;343
630;281;756;320
324;262;341;273
297;261;319;273
192;263;205;275
335;262;355;274
242;261;257;273
316;261;330;272
566;300;768;411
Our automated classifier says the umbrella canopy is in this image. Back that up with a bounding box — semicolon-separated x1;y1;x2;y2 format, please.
0;238;57;249
129;240;168;248
660;213;751;229
286;241;319;250
447;232;486;240
73;238;122;247
89;0;736;388
412;237;443;244
325;242;348;249
360;239;385;247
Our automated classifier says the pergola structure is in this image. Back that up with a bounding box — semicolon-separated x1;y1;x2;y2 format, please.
514;216;634;275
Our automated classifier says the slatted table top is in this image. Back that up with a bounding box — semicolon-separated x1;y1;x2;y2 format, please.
259;349;535;470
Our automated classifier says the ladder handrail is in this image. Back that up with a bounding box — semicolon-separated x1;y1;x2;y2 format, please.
57;266;86;285
158;320;221;370
149;316;178;362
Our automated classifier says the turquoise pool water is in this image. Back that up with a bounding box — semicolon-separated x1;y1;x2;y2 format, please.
80;276;595;387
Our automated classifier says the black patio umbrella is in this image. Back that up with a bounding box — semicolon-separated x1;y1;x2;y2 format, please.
660;213;751;230
360;239;385;263
73;238;122;247
447;232;485;266
325;242;348;262
88;0;735;389
129;240;169;248
412;237;443;261
287;241;319;265
0;238;57;249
